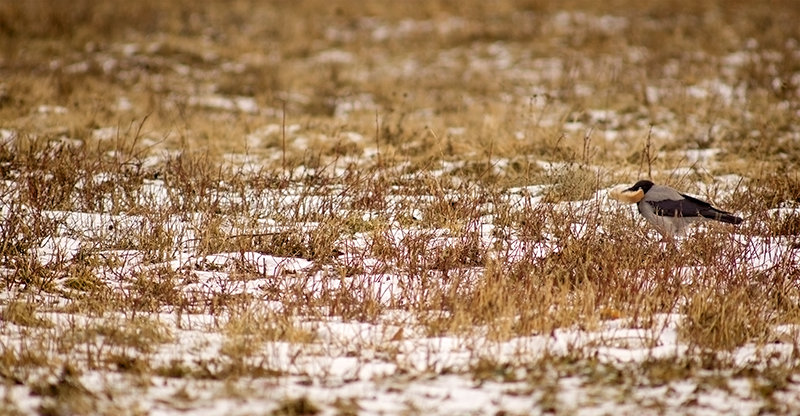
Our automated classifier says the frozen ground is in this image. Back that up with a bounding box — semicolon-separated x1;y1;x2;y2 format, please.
3;3;800;415
2;178;800;415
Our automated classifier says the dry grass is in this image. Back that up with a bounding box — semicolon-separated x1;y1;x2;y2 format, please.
1;0;800;413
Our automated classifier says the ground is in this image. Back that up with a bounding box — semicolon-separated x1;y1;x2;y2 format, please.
1;1;800;415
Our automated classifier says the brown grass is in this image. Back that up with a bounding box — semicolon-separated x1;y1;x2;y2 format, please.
1;0;800;413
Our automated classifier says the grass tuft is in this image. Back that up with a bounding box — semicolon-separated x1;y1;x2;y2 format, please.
271;396;321;416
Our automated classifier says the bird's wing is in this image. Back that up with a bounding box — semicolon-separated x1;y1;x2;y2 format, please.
642;185;742;223
646;193;741;223
679;193;714;209
680;194;742;223
641;185;700;217
645;198;706;218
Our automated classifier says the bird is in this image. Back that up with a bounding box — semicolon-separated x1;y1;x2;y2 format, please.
610;179;743;238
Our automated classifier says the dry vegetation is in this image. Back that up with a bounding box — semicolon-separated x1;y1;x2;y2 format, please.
2;0;800;414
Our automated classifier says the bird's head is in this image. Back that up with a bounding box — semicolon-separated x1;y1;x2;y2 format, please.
626;180;654;194
609;180;652;204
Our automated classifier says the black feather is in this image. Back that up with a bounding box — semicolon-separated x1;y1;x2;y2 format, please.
646;194;743;224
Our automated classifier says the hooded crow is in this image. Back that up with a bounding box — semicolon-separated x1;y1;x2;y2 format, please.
611;180;743;238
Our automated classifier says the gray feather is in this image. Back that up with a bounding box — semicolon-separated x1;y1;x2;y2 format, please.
628;181;743;238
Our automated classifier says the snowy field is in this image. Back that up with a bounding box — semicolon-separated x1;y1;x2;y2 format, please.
2;173;799;415
2;1;800;415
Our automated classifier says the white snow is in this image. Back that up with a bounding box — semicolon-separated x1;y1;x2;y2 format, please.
188;95;259;114
3;173;798;414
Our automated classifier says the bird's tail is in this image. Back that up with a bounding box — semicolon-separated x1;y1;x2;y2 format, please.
703;209;743;224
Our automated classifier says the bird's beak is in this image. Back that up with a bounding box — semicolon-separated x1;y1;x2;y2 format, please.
609;185;645;204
